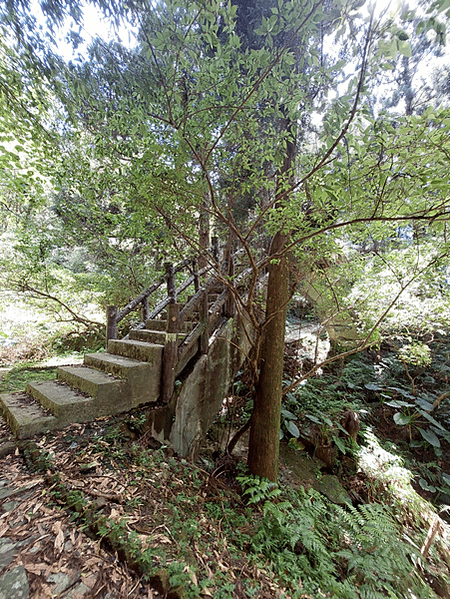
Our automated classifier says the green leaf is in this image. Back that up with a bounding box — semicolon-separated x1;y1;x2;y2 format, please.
281;408;297;420
365;383;382;391
386;400;412;409
393;412;413;426
418;477;436;493
419;428;441;448
286;420;300;438
415;398;434;412
333;435;347;454
398;40;411;58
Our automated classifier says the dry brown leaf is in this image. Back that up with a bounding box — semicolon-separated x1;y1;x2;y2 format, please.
81;573;98;588
32;501;44;514
54;528;65;555
84;557;102;568
24;562;48;575
52;520;61;535
0;523;9;538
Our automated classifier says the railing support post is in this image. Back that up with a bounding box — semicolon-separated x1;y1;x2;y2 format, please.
212;236;219;264
199;291;209;354
224;247;235;318
161;302;180;404
106;305;118;348
142;296;149;323
165;262;176;302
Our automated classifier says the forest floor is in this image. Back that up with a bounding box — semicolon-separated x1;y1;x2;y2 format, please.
2;335;450;598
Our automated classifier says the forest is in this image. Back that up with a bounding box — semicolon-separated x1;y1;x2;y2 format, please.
2;0;450;597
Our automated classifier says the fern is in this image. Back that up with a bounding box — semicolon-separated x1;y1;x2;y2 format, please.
237;474;282;505
250;487;437;599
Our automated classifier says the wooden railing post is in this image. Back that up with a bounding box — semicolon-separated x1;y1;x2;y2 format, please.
142;296;149;323
161;263;179;403
212;236;219;263
165;262;176;302
161;302;180;404
224;248;235;318
194;260;209;354
194;260;200;293
199;290;209;354
106;305;118;348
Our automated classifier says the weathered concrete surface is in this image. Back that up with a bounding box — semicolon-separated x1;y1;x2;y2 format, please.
84;353;161;406
108;339;163;365
302;280;361;347
26;381;96;424
149;312;257;457
0;393;58;439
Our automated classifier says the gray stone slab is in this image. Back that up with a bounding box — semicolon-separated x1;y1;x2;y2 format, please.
26;381;95;423
84;354;161;409
0;538;18;569
64;581;90;599
0;442;16;458
129;329;168;344
2;500;19;512
57;366;126;403
0;393;58;439
84;353;146;377
0;566;29;599
46;572;81;595
107;339;163;365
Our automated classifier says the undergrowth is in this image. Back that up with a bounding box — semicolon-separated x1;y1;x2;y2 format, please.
29;412;450;599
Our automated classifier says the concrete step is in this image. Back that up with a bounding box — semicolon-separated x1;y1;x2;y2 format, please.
144;319;167;331
144;319;194;333
0;392;59;439
57;366;127;406
108;339;164;365
129;329;167;344
129;329;187;344
26;381;96;424
84;352;162;406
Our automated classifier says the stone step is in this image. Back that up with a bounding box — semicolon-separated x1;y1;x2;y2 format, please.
129;329;167;344
144;319;194;333
84;353;162;407
108;339;164;365
26;380;96;424
84;352;147;377
57;366;127;406
0;392;59;439
129;329;187;344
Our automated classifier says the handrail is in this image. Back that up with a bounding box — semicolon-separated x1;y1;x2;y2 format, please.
106;257;201;343
105;239;260;405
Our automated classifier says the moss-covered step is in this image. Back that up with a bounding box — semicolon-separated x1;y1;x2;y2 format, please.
0;392;59;438
84;353;162;405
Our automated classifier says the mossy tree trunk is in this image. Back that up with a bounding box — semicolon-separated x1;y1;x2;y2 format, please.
247;230;290;481
248;115;296;482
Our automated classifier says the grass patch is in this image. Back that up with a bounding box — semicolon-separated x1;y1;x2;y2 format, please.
0;365;57;393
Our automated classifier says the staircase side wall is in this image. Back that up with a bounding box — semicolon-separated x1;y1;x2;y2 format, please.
149;312;256;457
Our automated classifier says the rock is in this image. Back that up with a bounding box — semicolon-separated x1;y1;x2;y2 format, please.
46;572;80;595
0;565;29;599
64;582;90;599
318;474;352;506
0;538;19;569
2;501;19;512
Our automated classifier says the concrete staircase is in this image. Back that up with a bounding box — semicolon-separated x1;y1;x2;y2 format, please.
0;317;193;439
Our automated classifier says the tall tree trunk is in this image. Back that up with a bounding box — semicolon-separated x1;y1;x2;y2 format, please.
248;115;296;481
247;230;290;481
